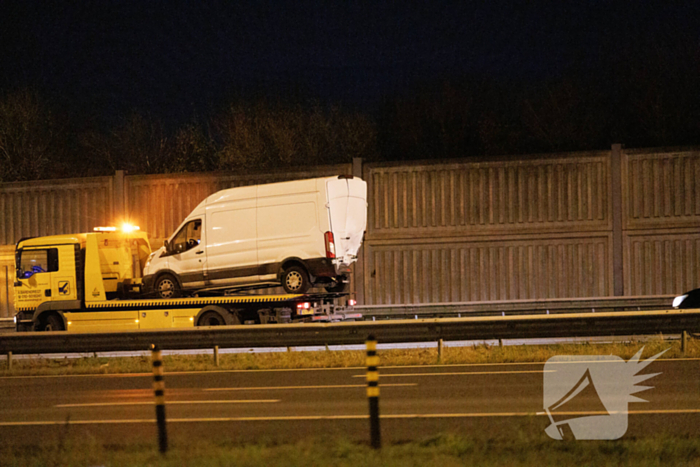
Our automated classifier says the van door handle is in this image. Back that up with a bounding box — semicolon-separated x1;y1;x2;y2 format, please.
196;250;204;255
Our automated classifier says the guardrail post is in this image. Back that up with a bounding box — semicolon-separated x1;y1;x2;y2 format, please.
366;334;381;449
681;331;688;355
151;344;168;454
437;339;444;363
214;345;220;367
6;351;12;370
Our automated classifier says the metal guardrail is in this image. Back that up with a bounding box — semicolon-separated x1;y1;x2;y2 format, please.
0;318;12;332
0;308;697;355
355;295;676;319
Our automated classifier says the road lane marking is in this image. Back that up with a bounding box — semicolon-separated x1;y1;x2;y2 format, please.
351;370;554;377
3;409;700;426
54;400;279;408
204;383;418;391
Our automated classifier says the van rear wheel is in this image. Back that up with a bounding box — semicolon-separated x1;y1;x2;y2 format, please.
155;274;181;299
282;266;310;294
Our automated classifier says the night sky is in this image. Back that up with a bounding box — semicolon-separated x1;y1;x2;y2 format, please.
2;1;698;127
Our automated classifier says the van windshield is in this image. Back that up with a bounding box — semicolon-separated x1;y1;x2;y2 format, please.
171;219;202;253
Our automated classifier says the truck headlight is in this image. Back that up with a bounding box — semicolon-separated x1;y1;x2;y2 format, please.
672;294;688;308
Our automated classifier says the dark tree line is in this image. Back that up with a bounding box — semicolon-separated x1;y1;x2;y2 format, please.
1;43;699;183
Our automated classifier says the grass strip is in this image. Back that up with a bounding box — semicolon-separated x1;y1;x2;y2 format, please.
0;336;696;376
2;432;699;467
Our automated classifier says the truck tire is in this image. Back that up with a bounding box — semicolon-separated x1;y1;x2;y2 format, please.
197;311;226;326
282;266;310;294
155;274;181;299
40;313;65;332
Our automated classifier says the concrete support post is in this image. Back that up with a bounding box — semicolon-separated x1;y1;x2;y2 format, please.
213;345;220;367
681;331;688;355
437;339;444;363
611;144;624;296
7;351;12;370
352;157;363;179
113;170;126;224
351;157;365;305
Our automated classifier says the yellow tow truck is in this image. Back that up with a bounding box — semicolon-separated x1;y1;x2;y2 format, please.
13;226;358;332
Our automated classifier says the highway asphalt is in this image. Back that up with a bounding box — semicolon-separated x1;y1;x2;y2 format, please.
1;359;698;446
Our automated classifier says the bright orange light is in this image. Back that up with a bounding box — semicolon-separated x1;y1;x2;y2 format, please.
121;223;140;233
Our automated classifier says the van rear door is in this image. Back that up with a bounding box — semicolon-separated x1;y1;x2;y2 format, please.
326;177;367;263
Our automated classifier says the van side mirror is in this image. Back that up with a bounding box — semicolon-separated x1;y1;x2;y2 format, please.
163;239;170;252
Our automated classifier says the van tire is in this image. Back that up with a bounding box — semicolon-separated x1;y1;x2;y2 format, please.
282;266;310;294
155;274;181;299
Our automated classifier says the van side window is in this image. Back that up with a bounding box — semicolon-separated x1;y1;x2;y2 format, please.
19;248;59;276
171;219;202;253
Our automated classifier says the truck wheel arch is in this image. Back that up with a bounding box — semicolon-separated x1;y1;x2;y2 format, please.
32;300;79;331
33;310;67;331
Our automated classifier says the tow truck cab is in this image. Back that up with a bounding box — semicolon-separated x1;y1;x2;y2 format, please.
13;229;151;331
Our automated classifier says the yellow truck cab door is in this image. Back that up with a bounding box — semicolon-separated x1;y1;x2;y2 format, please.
15;247;60;309
15;244;79;310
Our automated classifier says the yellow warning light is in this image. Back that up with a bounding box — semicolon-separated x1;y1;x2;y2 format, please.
93;225;140;233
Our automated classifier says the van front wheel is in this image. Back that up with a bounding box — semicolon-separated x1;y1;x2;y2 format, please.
282;266;310;294
155;274;181;299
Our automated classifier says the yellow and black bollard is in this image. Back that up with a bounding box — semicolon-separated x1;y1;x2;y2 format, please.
151;344;168;454
366;334;381;449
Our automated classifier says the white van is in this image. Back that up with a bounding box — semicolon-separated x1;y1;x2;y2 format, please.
142;176;367;298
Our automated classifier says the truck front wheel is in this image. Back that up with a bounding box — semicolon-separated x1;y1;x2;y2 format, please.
38;313;65;332
155;274;181;299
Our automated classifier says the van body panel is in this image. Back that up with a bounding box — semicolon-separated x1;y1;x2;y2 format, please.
206;197;258;285
257;198;323;268
142;176;367;294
